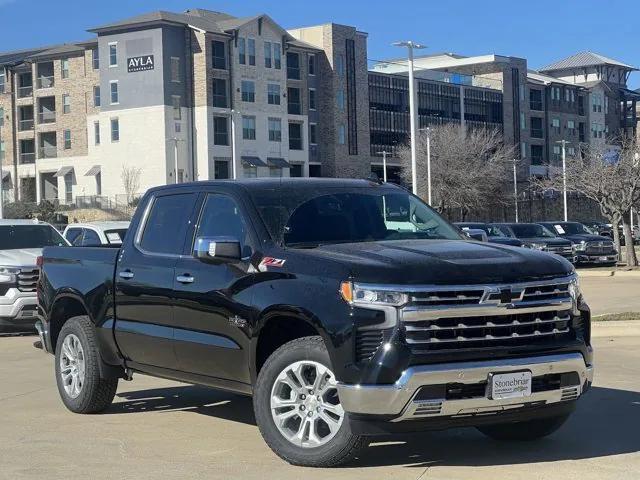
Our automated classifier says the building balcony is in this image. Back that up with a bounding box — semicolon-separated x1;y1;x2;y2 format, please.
17;85;33;98
18;119;34;131
19;152;36;164
36;76;54;89
39;146;57;159
38;111;56;124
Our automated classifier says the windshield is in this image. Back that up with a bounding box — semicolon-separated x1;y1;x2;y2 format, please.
0;224;68;249
548;223;591;235
255;189;462;247
510;224;556;238
104;229;128;244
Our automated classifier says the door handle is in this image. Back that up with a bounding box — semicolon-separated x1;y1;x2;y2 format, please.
176;275;194;284
119;270;134;280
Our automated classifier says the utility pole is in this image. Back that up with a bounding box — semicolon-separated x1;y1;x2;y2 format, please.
230;111;238;180
513;159;519;223
556;139;570;221
393;40;426;196
376;150;389;182
418;127;433;205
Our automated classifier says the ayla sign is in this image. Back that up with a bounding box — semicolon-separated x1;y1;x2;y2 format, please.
127;55;154;73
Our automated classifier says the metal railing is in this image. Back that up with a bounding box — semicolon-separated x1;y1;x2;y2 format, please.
19;152;35;164
36;76;54;89
17;85;33;98
18;119;34;131
38;146;57;158
38;111;56;124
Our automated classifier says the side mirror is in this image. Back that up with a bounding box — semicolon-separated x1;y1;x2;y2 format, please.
194;237;241;262
464;229;488;242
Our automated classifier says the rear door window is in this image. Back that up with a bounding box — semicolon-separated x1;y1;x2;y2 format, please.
81;229;102;246
65;228;83;245
140;193;197;255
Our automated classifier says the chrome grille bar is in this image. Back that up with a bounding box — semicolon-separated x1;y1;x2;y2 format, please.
404;315;571;332
405;327;570;345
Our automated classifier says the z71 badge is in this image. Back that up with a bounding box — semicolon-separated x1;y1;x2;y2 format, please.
258;257;286;271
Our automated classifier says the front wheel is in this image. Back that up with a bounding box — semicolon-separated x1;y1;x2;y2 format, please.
476;413;570;441
54;316;118;414
253;336;368;467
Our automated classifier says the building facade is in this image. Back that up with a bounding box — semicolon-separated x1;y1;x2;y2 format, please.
0;10;637;206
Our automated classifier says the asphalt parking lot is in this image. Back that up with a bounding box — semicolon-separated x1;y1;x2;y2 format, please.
1;276;639;480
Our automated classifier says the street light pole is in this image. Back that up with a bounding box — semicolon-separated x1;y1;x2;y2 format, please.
0;124;4;219
556;139;569;221
230;111;238;180
376;150;389;182
513;159;519;223
392;40;426;196
417;127;433;205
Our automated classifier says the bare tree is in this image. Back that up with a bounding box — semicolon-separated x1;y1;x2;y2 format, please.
533;138;640;266
121;166;142;205
397;124;514;220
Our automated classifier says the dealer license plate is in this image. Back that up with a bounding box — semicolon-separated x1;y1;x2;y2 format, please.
599;256;610;261
488;371;532;400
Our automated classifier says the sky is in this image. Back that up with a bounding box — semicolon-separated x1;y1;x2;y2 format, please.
1;0;639;89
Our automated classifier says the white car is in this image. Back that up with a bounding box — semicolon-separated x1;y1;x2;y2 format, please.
0;219;69;333
63;221;130;247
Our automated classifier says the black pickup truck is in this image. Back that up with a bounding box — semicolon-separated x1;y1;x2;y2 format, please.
36;179;593;467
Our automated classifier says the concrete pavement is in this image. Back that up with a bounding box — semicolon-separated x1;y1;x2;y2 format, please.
1;331;639;480
579;276;640;316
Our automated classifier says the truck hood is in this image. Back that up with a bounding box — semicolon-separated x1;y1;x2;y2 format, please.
0;248;42;267
300;240;573;285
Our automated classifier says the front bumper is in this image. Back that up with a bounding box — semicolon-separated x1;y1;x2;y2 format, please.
576;253;618;264
337;353;592;421
0;289;39;332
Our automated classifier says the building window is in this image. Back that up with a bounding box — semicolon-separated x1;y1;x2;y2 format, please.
519;112;525;130
238;37;246;65
268;117;282;142
213;116;229;145
287;87;301;114
553;145;561;161
308;54;316;76
269;167;282;178
212;40;226;69
290;164;303;177
62;94;71;114
247;38;256;66
63;129;71;149
64;173;72;203
287;52;300;80
274;43;281;69
264;41;272;68
93;86;100;107
604;96;609;114
530;117;543;138
243;166;257;178
309;88;316;110
592;94;602;113
110;81;118;104
111;118;119;142
530;89;543;111
335;54;345;75
212;78;227;108
241;80;255;102
170;57;180;83
92;47;99;69
94;121;100;145
551;86;561;102
267;83;280;105
531;144;543;165
337;89;345;110
172;95;181;120
309;164;321;177
567;146;576;156
214;159;230;179
551;118;560;133
0;107;4;127
520;142;527;159
289;122;303;150
242;116;256;140
61;58;70;79
0;70;5;93
309;123;317;145
109;42;117;67
338;124;346;144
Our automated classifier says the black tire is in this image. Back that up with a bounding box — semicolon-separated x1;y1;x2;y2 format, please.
253;336;368;467
54;315;118;414
476;413;570;441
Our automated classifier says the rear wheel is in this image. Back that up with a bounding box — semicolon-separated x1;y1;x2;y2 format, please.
54;316;118;414
476;413;570;441
253;336;368;467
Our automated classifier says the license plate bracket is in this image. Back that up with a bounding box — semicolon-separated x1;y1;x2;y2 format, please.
487;370;532;400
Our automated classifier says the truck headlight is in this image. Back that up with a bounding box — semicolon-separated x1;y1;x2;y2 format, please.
340;281;408;306
0;266;20;284
568;276;581;313
525;242;546;250
574;241;587;251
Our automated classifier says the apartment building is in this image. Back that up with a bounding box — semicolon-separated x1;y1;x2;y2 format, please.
0;8;373;204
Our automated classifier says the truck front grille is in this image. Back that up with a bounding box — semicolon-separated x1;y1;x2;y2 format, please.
585;241;615;255
17;269;39;292
355;329;385;362
400;276;576;352
545;245;574;257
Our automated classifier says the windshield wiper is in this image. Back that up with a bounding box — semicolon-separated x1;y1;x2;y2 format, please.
286;242;321;249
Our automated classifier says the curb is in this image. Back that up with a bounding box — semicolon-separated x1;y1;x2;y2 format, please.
578;269;640;278
591;320;640;337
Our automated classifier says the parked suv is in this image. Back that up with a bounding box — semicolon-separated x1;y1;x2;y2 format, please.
538;222;618;266
0;219;68;332
37;180;593;467
63;221;130;247
492;223;576;263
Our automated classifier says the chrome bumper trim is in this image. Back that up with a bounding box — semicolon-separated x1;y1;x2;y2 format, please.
337;353;591;419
